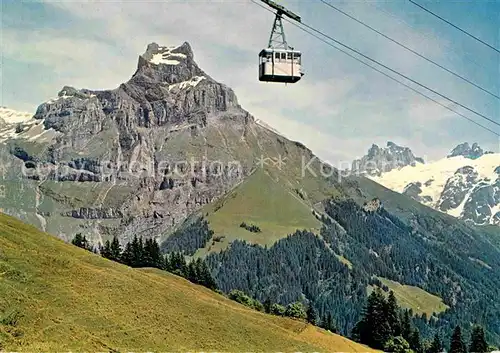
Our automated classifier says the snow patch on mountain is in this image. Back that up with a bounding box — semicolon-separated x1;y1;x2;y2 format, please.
0;107;33;124
148;45;187;66
0;107;60;144
169;76;206;91
371;154;498;202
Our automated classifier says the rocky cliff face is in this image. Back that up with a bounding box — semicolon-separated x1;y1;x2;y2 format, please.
0;42;318;244
351;141;424;177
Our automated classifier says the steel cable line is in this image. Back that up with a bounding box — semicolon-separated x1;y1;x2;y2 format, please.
318;0;500;100
298;20;500;128
250;0;500;136
409;0;500;54
369;2;491;73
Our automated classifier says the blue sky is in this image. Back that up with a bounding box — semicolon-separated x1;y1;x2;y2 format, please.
1;0;499;165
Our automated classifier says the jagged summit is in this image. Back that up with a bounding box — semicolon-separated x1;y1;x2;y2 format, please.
133;42;212;88
352;141;424;176
447;142;493;160
33;41;243;136
141;42;194;64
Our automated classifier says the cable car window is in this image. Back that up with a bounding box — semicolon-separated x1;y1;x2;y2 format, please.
281;53;286;60
287;52;292;60
275;52;280;60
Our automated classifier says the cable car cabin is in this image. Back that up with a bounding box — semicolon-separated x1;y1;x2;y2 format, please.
259;48;303;83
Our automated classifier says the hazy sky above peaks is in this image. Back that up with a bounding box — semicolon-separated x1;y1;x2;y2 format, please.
2;0;499;164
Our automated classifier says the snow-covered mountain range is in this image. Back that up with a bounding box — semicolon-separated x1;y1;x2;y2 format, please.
0;106;33;124
355;142;499;226
0;106;56;143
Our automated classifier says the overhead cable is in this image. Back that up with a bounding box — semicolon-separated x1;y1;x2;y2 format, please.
409;0;500;54
319;0;500;100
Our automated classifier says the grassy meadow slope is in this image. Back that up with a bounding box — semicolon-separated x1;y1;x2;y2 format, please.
367;277;449;317
0;212;377;352
198;169;322;253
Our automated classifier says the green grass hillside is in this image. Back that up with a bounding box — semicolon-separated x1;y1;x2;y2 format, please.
199;169;322;253
0;213;378;352
367;277;449;317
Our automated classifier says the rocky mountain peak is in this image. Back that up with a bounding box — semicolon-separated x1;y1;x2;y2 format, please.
4;41;271;241
352;141;424;176
134;42;207;86
33;41;243;137
139;42;194;69
367;144;381;158
447;142;492;159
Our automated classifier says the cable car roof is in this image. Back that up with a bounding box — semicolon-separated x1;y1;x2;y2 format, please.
259;48;302;54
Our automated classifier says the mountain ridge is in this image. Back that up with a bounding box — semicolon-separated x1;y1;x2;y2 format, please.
351;141;425;177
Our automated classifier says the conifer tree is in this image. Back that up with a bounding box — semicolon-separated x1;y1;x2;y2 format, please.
469;326;488;353
100;239;112;259
322;313;338;333
352;317;365;343
263;298;272;314
137;236;144;266
169;252;187;276
306;304;318;325
121;241;134;266
151;238;162;268
164;253;172;272
71;233;83;247
110;235;122;262
198;259;217;290
126;235;145;267
187;261;197;283
142;238;153;267
409;328;423;353
449;325;467;353
386;291;401;336
72;233;90;250
355;288;392;349
401;309;413;342
142;238;162;268
428;333;443;353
